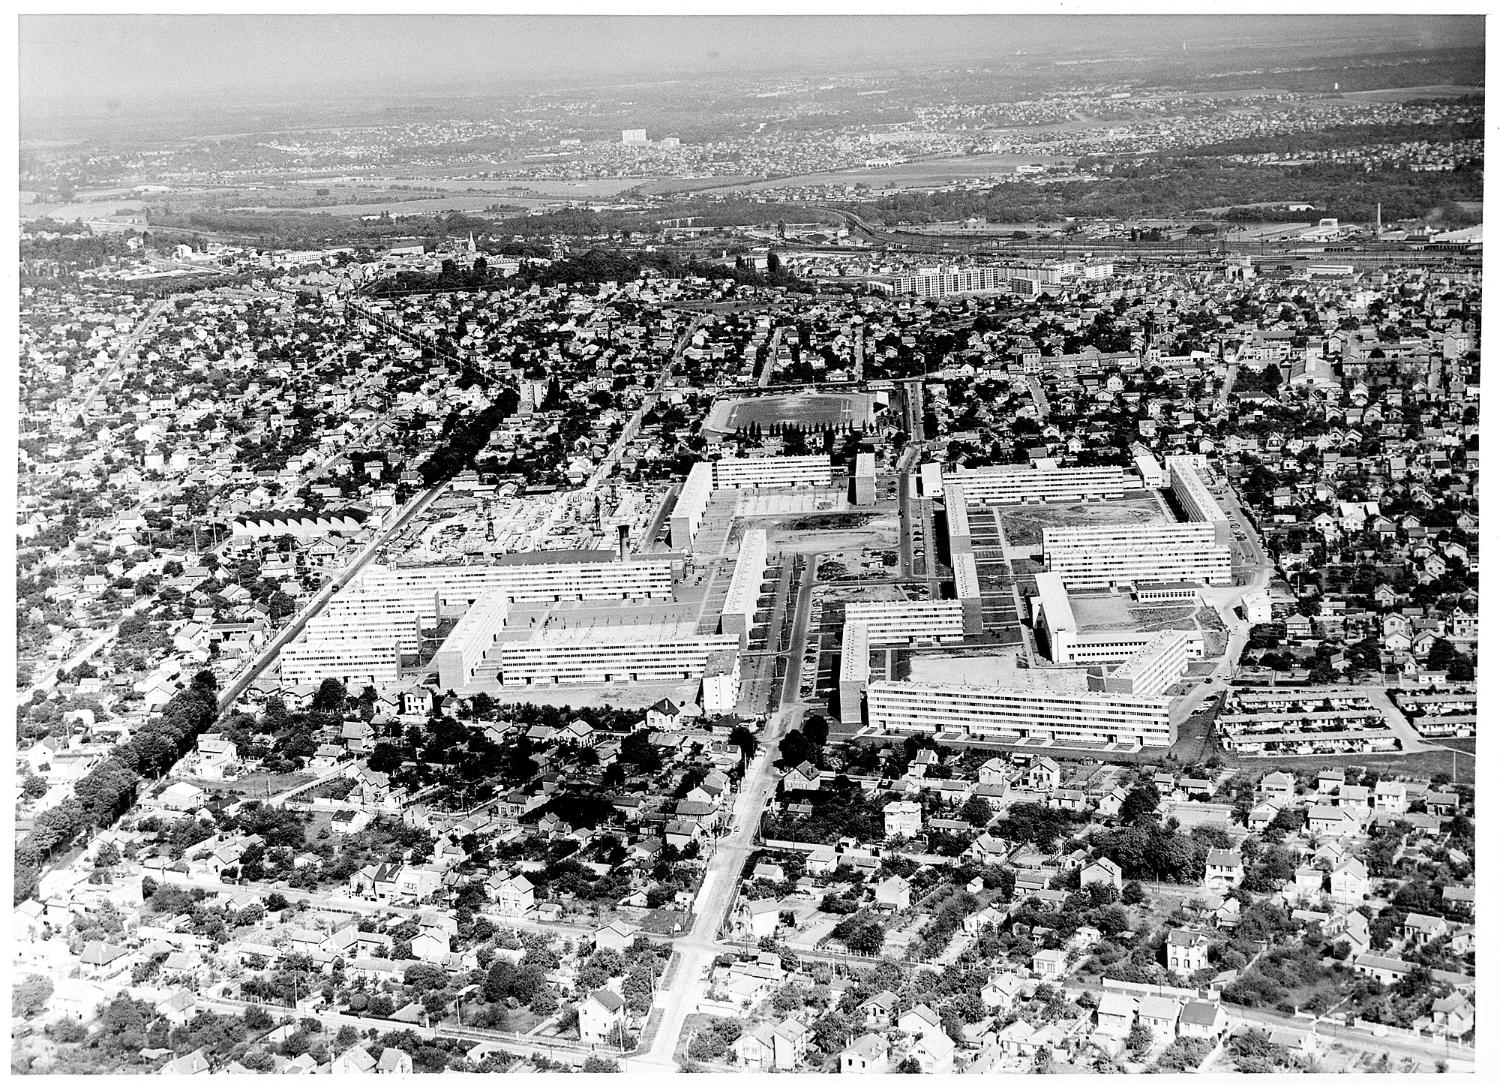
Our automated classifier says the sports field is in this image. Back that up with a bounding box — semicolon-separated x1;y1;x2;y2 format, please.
704;392;874;436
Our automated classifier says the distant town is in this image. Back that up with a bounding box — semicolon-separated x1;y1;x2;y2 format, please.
13;15;1480;1077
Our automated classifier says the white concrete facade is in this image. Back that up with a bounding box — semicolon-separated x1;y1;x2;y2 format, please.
703;648;741;715
1103;629;1194;698
839;620;872;723
433;589;508;691
1042;522;1231;590
947;463;1131;505
865;680;1175;748
713;454;833;490
852;452;877;505
721;528;768;641
671;462;715;549
843;601;966;645
280;640;401;687
1166;455;1234;545
496;629;740;686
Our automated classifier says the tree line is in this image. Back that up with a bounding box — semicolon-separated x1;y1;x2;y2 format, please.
14;671;221;903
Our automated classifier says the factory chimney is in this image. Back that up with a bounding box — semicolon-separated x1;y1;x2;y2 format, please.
617;524;629;563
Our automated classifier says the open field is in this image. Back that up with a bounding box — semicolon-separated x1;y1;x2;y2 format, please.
1340;84;1485;101
1224;748;1474;785
704;391;874;436
698;151;1072;193
996;492;1166;550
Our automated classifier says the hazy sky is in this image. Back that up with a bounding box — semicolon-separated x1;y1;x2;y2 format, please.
21;14;1482;117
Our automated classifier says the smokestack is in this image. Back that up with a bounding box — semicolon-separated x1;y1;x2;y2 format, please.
617;524;629;563
1376;202;1382;237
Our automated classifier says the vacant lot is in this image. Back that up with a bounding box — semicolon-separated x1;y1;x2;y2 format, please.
997;493;1166;549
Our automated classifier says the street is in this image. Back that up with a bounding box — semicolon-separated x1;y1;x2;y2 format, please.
626;546;816;1071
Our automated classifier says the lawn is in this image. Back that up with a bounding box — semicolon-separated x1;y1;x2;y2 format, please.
1227;749;1473;784
205;771;312;797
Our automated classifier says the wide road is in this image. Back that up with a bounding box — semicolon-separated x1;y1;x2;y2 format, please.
628;550;817;1072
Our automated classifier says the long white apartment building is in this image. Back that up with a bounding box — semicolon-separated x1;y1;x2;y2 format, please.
434;589;508;690
1166;455;1233;544
297;600;426;653
672;454;835;549
838;620;872;722
496;627;740;686
838;599;969;721
1102;630;1194;698
944;482;973;549
1042;522;1231;590
952;550;984;634
281;640;400;687
843;600;966;645
947;462;1132;505
277;558;675;686
890;266;1011;299
713;454;832;490
852;452;877;505
865;680;1174;748
356;557;674;627
671;462;715;549
720;528;768;641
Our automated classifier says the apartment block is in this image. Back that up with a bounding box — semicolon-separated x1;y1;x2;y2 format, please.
433;589;508;691
865;680;1175;748
1042;522;1231;590
721;528;769;642
947;463;1132;505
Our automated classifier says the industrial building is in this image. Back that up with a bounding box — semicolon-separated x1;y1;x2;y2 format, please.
1041;522;1232;590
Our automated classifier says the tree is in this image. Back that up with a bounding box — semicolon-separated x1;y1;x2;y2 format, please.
1121;782;1161;825
12;974;52;1018
1122;881;1146;905
779;729;812;767
960;794;993;827
803;715;829;746
1127;1021;1154;1056
312;678;347;714
367;743;403;774
727;725;758;763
